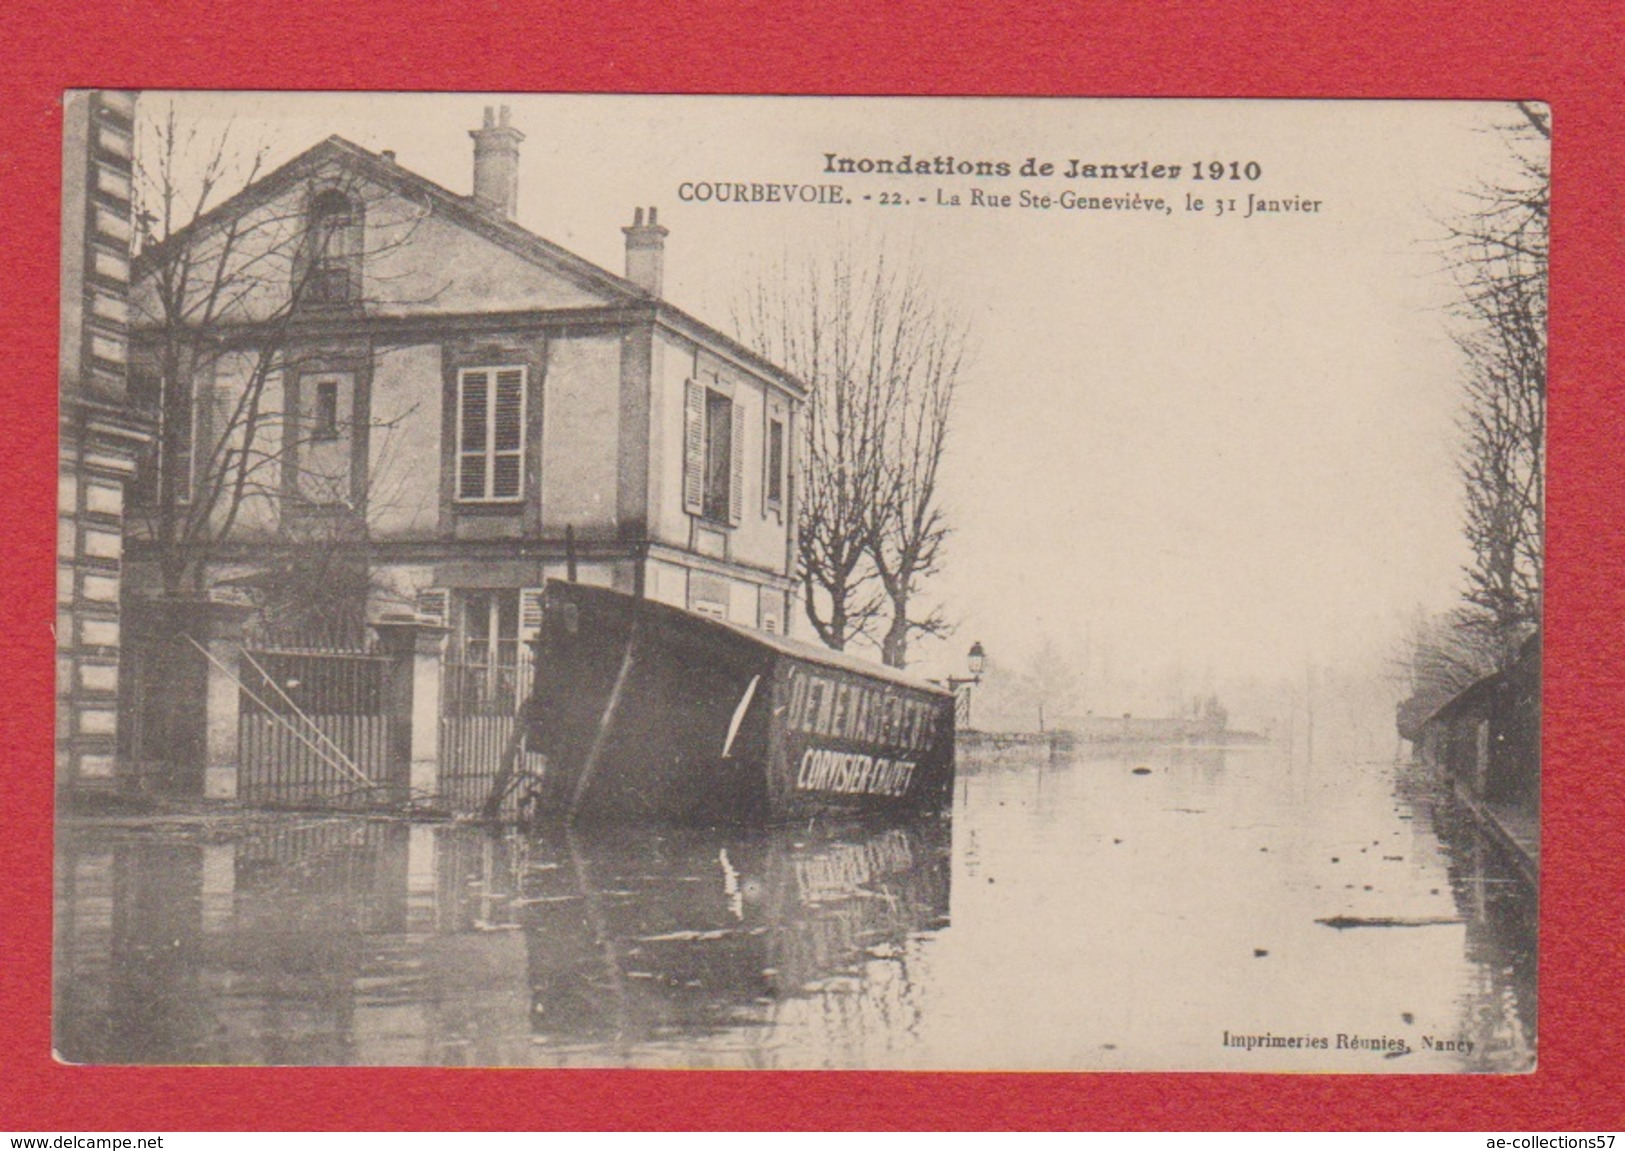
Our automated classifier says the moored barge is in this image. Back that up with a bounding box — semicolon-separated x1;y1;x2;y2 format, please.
525;582;955;824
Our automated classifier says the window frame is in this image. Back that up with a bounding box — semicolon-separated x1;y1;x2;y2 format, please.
702;388;734;524
454;364;529;504
311;378;341;441
298;188;363;309
683;377;748;528
765;415;785;512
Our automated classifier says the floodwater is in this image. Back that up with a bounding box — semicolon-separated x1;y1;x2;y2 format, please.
53;742;1535;1070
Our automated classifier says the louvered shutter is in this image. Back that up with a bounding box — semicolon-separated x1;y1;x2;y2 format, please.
491;368;526;500
415;588;449;626
761;406;773;516
683;380;705;515
518;587;545;645
457;369;490;500
457;366;526;501
784;411;795;514
729;399;746;526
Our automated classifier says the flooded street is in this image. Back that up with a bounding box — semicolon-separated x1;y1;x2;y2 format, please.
53;743;1535;1071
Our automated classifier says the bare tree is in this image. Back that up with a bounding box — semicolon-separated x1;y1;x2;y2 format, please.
735;240;968;664
734;243;897;650
129;103;429;602
1445;102;1548;648
870;270;966;668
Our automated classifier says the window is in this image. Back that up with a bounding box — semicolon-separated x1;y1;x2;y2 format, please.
462;591;520;674
456;366;527;502
704;390;733;522
294;373;354;503
312;379;340;440
301;190;359;306
457;590;521;713
449;587;543;714
683;379;746;526
766;417;785;508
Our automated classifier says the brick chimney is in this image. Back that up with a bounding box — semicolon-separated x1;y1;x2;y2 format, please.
621;206;669;296
469;105;524;219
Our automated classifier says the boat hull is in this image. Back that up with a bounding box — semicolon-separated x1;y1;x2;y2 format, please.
526;583;956;824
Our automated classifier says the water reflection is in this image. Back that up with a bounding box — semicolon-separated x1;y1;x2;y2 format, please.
1399;764;1538;1072
53;744;1534;1070
54;816;950;1067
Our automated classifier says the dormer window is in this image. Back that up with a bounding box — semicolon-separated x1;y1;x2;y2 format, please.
300;189;361;306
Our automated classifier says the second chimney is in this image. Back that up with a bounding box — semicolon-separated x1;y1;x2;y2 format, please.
622;206;669;296
469;105;524;219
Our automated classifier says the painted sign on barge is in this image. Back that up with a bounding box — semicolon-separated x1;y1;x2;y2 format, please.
526;582;956;824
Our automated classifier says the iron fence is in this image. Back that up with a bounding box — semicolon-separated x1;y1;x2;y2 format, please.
440;650;536;816
238;646;397;807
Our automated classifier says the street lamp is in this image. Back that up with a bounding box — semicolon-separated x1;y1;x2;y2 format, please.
947;641;986;729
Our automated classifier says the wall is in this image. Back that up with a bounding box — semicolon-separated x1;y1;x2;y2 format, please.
131;159;615;328
368;343;443;539
366;196;613;317
649;331;791;573
202;351;285;537
59;91;143;792
540;333;621;535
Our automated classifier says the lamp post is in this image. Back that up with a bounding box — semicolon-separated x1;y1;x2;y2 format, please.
947;641;987;729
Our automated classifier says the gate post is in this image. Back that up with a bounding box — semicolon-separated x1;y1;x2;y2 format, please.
373;615;448;806
123;597;252;798
198;601;253;799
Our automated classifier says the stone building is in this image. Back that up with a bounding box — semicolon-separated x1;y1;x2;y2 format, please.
124;107;804;733
57;90;148;794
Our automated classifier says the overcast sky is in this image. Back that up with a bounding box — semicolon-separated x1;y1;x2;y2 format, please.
139;93;1535;696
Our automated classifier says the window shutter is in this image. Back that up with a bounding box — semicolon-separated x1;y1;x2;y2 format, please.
457;366;526;502
491;368;526;500
415;588;449;626
518;586;545;645
761;405;772;517
457;369;490;500
763;414;785;516
683;379;705;515
784;412;794;515
729;399;746;526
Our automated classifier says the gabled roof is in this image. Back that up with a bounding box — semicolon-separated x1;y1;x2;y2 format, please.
135;135;806;397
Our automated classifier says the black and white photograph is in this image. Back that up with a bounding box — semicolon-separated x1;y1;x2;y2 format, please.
54;93;1545;1071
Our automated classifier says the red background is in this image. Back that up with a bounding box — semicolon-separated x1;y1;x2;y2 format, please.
3;0;1621;1131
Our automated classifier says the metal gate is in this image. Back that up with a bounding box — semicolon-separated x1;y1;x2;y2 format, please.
238;645;397;807
439;648;537;815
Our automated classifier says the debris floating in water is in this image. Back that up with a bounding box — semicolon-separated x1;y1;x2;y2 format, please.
1315;915;1464;930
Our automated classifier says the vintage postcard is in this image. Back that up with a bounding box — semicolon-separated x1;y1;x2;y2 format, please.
55;93;1543;1071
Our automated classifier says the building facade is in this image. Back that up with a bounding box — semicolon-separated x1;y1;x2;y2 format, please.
58;90;148;793
126;108;802;715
